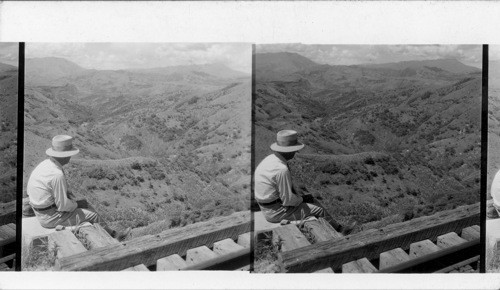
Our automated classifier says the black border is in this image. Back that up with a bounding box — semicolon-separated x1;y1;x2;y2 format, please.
480;44;488;273
15;42;24;271
249;43;256;272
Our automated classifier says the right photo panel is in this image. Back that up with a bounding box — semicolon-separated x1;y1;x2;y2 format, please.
487;45;500;273
253;44;482;273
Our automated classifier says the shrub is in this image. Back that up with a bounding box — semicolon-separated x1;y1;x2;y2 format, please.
131;162;142;170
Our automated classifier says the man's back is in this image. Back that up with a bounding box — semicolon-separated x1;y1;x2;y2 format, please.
27;159;63;208
254;154;288;203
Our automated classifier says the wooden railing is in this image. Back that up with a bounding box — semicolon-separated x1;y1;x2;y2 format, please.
52;211;251;271
275;202;479;273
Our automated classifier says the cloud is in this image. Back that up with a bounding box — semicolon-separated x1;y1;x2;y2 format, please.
257;44;482;68
26;43;252;73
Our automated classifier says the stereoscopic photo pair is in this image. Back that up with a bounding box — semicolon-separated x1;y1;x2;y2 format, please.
0;43;493;273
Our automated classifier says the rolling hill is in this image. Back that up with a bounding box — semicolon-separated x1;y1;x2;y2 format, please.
24;57;251;234
0;62;18;204
255;52;481;230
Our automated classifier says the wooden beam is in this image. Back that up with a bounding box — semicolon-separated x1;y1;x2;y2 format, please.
436;232;467;249
273;224;310;252
0;253;15;264
182;247;251;271
303;219;342;242
237;233;251;248
213;238;245;255
461;226;480;242
0;223;16;247
77;223;117;249
56;211;251;271
281;203;479;272
342;258;377;273
157;254;187;271
409;240;440;258
379;248;410;270
186;246;218;265
0;201;15;226
49;230;87;259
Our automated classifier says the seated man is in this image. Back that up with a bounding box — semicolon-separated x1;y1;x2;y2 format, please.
254;130;355;234
27;135;130;241
491;168;500;217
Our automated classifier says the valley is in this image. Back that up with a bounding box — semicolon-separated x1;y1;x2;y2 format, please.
255;52;481;231
24;57;251;235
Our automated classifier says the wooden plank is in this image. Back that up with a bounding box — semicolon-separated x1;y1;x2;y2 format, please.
303;219;342;242
379;248;410;270
0;253;15;264
0;224;15;238
182;247;250;270
461;226;480;242
0;201;16;226
157;254;187;271
314;268;334;273
73;224;149;272
128;264;149;271
273;223;334;272
78;223;118;249
342;258;377;273
213;238;245;255
186;246;218;265
273;224;311;252
437;232;467;249
56;210;251;271
48;230;87;259
409;240;440;258
281;202;479;272
0;263;9;271
237;233;251;248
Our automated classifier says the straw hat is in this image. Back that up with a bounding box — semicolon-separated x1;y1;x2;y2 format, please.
270;130;305;153
45;135;80;157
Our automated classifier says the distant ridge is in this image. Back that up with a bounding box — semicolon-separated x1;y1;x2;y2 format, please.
0;62;17;73
360;58;480;74
131;63;249;79
255;52;320;77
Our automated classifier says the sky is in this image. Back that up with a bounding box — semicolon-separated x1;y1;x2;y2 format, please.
26;43;252;73
0;43;19;66
257;44;483;68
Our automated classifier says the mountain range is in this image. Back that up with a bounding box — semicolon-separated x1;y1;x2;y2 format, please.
24;57;251;234
255;52;481;229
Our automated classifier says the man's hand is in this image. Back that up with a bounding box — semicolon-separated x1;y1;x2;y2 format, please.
76;199;89;209
67;190;77;200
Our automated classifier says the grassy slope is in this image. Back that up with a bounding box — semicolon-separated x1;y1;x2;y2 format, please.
255;58;481;231
24;66;251;236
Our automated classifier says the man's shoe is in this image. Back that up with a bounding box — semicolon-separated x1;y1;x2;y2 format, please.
340;221;358;236
114;227;132;241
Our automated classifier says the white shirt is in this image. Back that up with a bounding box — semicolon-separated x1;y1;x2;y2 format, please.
492;169;500;207
27;158;77;212
254;154;303;207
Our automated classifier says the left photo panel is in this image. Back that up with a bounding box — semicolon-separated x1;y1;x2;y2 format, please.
21;43;252;271
0;43;19;271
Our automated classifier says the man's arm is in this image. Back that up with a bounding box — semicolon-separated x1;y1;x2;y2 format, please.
276;169;303;207
52;174;78;212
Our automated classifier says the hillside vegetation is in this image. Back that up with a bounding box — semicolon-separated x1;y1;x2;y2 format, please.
255;52;481;230
24;57;251;234
0;63;18;204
